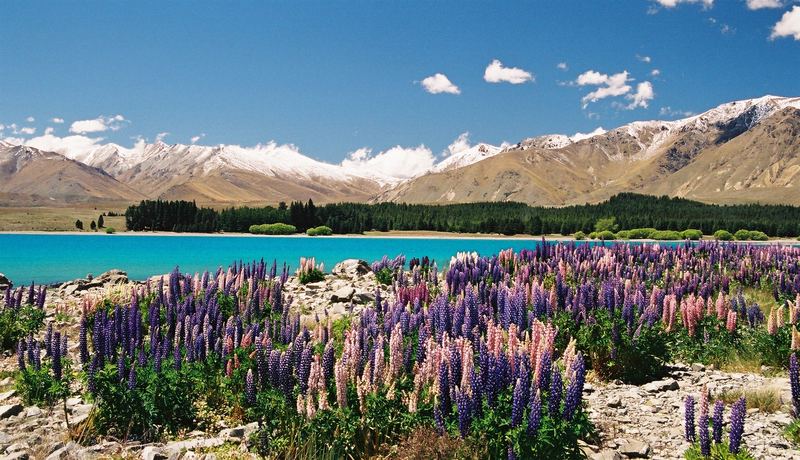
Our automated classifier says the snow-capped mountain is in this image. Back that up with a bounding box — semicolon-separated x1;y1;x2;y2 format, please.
433;143;505;172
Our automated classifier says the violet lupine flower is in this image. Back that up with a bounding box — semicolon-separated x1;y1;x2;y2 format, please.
455;387;471;438
563;353;586;421
79;316;89;366
51;338;62;381
548;366;562;419
511;378;525;428
537;350;551;391
246;368;256;406
527;390;542;437
322;341;335;384
17;340;25;372
728;397;746;454
128;363;137;390
439;359;451;416
684;395;695;442
712;400;724;444
434;404;444;435
698;410;710;456
790;353;800;418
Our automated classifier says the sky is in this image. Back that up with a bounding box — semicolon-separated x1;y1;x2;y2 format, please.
1;0;799;169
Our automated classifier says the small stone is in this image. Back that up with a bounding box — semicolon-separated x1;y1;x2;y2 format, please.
45;442;77;460
5;442;29;454
141;446;168;460
0;391;16;402
592;450;622;460
618;439;651;458
642;379;678;393
24;407;42;417
607;396;622;408
691;363;705;372
0;405;23;419
331;286;355;302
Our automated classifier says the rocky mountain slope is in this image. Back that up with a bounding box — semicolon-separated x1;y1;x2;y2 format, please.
2;95;799;206
0;142;144;206
378;95;800;206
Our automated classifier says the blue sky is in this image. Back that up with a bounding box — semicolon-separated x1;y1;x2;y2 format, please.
1;0;799;164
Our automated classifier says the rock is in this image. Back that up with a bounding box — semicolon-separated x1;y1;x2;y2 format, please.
5;442;29;454
691;363;705;372
607;396;622;408
0;391;15;403
45;442;77;460
141;446;168;460
2;453;28;460
24;407;41;418
331;286;355;303
592;450;622;460
617;439;651;458
352;291;375;304
0;405;22;419
163;438;224;455
0;273;11;290
331;259;371;277
219;426;245;439
642;378;678;393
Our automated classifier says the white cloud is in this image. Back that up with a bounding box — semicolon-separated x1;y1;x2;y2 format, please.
190;133;206;144
26;116;35;123
747;0;783;10
445;132;472;156
651;69;661;76
483;59;534;84
69;114;127;134
12;132;106;159
51;117;64;124
626;81;655;109
155;132;169;142
576;70;632;107
420;73;461;95
660;106;695;117
654;0;713;8
19;127;36;135
341;145;436;180
771;6;800;40
557;62;568;71
636;54;652;63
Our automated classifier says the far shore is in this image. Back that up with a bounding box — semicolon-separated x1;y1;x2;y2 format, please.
1;229;799;244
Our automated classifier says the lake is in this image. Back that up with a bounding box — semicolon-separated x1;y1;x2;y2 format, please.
0;233;564;284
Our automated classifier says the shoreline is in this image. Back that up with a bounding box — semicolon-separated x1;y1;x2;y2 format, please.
1;229;799;244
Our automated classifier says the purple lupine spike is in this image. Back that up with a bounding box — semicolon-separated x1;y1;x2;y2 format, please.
790;353;800;418
511;377;525;428
298;346;312;395
563;353;586;421
17;340;26;372
322;341;334;384
51;338;62;381
684;395;696;442
527;390;542;437
438;359;451;416
712;400;724;444
507;446;516;460
699;410;710;457
548;365;562;419
537;350;551;391
79;315;89;366
456;388;471;438
434;404;444;435
118;351;126;382
246;368;256;406
728;397;746;454
60;334;68;360
128;363;137;390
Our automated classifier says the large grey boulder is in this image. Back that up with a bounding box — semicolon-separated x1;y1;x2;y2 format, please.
332;259;370;278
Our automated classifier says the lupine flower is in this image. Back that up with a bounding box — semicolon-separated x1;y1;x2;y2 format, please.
455;387;471;438
246;369;256;406
684;395;695;442
563;353;585;421
528;389;542;437
728;396;746;454
790;353;800;418
712;400;724;444
549;366;562;419
511;378;525;428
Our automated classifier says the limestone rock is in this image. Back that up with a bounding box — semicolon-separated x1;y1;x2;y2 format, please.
642;378;678;393
0;405;22;420
332;259;371;277
618;439;650;458
331;286;355;303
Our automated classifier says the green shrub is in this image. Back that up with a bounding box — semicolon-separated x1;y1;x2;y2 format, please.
105;227;116;234
597;230;616;240
306;226;333;236
684;442;754;459
588;232;599;240
594;217;618;233
733;229;769;241
573;231;586;240
375;267;394;285
749;230;768;241
785;419;800;446
298;269;325;284
681;229;703;240
91;359;205;441
650;230;683;240
0;305;45;351
249;223;297;235
714;230;734;241
628;228;657;239
16;358;72;407
615;230;631;240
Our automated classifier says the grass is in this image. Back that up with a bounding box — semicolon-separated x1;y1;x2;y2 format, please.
715;387;783;413
0;206;128;232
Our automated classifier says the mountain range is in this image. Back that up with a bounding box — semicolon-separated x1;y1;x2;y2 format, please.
2;95;799;207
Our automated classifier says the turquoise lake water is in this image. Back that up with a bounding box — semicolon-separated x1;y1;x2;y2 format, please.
0;233;561;284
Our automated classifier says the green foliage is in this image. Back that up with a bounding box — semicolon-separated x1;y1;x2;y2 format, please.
105;227;116;234
588;232;599;240
684;442;755;459
681;229;703;240
75;219;83;230
714;230;734;241
0;305;45;350
249;223;298;235
669;316;740;368
554;310;669;383
594;216;618;233
615;230;631;239
734;229;769;241
298;269;325;284
91;359;205;441
628;228;657;239
650;230;683;240
306;226;333;236
597;230;616;240
16;360;72;406
784;419;800;446
375;267;394;285
573;231;586;240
